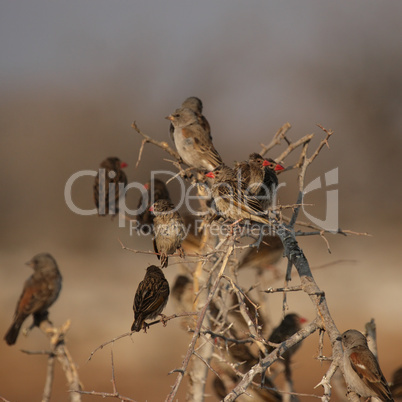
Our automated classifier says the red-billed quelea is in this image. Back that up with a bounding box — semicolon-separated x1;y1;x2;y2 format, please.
4;253;62;345
205;165;272;224
169;96;211;143
94;157;128;216
338;329;394;401
267;313;307;380
150;199;185;268
136;178;171;234
166;107;222;171
131;265;170;332
235;153;284;211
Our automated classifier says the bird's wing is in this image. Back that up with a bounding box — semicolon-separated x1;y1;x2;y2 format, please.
134;277;169;317
182;126;223;167
350;349;393;400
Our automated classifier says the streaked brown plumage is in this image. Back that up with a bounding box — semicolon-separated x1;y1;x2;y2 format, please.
169;96;211;142
151;199;185;268
338;330;394;401
235;153;284;211
4;253;62;345
167;107;222;171
94;157;128;216
131;265;170;332
136;178;171;234
267;313;307;380
205;165;270;224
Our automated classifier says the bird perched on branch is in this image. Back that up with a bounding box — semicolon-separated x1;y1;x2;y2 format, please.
235;153;284;211
338;329;394;401
205;165;272;225
167;107;222;171
151;199;185;268
131;265;170;332
267;313;307;381
136;178;171;234
171;275;194;312
238;235;284;272
169;96;211;143
4;253;62;345
94;157;128;216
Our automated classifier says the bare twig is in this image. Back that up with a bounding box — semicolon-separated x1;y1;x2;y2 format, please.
87;312;198;362
166;239;235;402
277;133;315;163
259;123;292;156
365;319;378;358
135;139;147;169
76;349;136;401
22;320;82;402
42;351;56;402
264;285;303;294
224;320;320;401
117;237;221;260
131;121;181;161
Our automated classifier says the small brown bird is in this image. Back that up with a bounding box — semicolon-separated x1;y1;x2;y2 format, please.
94;157;128;216
338;329;394;401
136;178;171;234
267;313;307;380
131;265;170;332
238;235;284;272
171;275;194;311
169;96;211;143
205;165;271;225
167;107;222;171
151;199;186;268
4;253;62;345
235;153;284;211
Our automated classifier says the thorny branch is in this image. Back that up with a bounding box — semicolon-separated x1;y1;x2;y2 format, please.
87;311;198;362
166;239;235;402
132;121;181;164
22;320;82;402
89;122;372;401
74;350;136;401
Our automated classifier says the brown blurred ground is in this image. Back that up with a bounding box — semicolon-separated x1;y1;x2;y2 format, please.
1;2;402;401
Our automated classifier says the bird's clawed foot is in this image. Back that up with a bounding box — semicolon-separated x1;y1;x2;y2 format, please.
159;314;168;327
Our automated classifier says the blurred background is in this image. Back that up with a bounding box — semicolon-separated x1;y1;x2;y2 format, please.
1;1;402;400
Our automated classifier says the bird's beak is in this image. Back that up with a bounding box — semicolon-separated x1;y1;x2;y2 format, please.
263;160;271;167
336;336;342;341
165;115;174;121
120;162;128;168
299;317;308;324
144;183;149;190
149;206;154;212
274;164;285;172
205;172;215;179
25;260;34;268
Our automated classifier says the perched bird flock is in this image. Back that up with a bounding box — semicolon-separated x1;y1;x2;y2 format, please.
4;96;395;401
